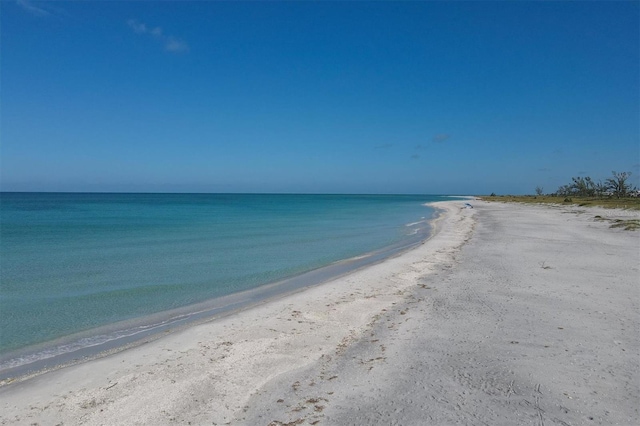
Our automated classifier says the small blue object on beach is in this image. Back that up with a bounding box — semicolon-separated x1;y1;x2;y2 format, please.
465;203;473;208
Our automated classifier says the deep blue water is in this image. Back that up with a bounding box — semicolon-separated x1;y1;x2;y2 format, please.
0;193;446;372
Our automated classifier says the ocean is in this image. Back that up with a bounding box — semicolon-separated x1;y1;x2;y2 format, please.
0;193;450;377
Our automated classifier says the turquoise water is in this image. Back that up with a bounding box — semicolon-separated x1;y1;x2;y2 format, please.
0;193;446;372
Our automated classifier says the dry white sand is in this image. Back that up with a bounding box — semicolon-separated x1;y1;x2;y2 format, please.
1;200;638;425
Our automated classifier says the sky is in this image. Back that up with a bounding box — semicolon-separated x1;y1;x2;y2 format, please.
1;1;638;195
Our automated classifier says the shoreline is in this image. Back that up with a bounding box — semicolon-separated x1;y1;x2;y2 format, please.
0;197;450;388
2;199;637;425
0;193;444;369
0;200;447;385
242;200;639;425
0;200;472;424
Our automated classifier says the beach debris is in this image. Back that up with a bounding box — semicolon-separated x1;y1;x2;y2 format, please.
361;356;386;371
0;378;16;386
539;261;552;270
267;419;304;426
306;397;328;404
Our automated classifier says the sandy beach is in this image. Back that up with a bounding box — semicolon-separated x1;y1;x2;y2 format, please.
1;200;638;425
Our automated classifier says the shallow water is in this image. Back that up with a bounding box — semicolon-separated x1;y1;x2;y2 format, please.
0;193;448;373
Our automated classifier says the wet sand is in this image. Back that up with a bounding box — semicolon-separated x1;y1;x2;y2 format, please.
1;200;638;425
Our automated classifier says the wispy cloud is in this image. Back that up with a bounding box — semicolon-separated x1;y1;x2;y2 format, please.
432;133;450;143
127;19;189;53
165;38;189;53
128;19;148;34
16;0;50;17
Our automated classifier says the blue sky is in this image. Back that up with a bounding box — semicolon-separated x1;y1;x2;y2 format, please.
2;1;638;194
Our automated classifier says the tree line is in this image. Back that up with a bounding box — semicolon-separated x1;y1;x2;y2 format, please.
552;171;637;198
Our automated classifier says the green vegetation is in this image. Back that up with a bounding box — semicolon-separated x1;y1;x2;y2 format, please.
482;170;640;211
595;216;640;231
555;171;636;198
609;219;640;231
479;195;640;210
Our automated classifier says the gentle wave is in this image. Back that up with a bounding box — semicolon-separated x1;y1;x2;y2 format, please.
405;218;428;227
0;315;190;371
